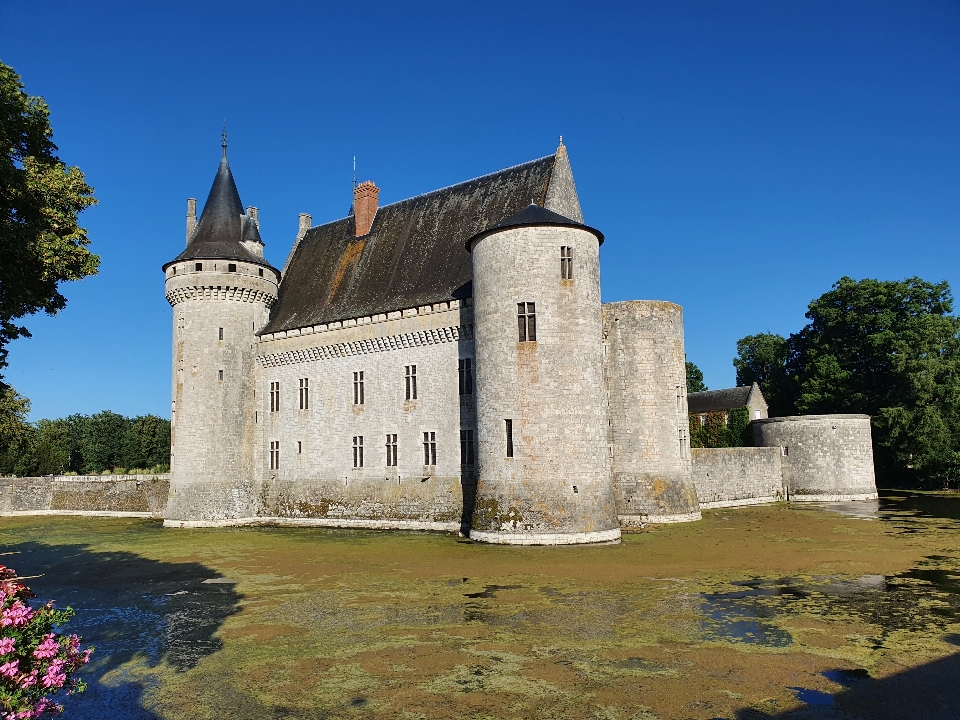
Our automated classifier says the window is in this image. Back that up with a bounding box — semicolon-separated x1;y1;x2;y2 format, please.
228;263;237;272
195;262;203;271
353;371;364;405
258;268;264;277
699;414;706;427
754;410;761;420
782;446;789;457
405;365;418;400
218;370;223;382
505;419;514;458
297;441;302;454
270;382;280;412
423;431;436;466
353;436;364;467
678;426;688;460
386;434;398;466
171;266;177;275
517;302;536;342
560;246;573;279
299;378;309;410
458;358;473;395
460;429;475;466
269;441;280;470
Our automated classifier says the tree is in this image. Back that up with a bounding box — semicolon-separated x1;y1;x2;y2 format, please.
0;385;30;474
685;361;707;393
124;414;171;470
735;276;960;487
733;332;791;415
0;61;98;381
80;411;131;473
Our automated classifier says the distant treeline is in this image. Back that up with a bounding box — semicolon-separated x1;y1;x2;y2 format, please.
0;410;170;477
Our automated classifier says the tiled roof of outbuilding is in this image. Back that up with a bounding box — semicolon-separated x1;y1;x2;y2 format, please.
687;386;753;414
164;155;276;270
262;152;576;334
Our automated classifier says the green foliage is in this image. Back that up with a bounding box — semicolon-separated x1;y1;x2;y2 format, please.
685;360;707;393
689;407;753;449
0;407;170;477
0;61;98;380
734;276;960;488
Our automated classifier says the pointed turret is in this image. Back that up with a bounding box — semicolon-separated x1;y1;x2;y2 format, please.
164;154;276;271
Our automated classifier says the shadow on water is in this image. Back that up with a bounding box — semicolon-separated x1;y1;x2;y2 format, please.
735;652;960;719
7;538;241;719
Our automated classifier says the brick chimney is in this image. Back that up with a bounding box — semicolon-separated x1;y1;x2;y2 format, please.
354;180;379;237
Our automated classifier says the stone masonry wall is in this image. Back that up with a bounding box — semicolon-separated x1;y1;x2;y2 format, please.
0;475;170;516
690;448;784;508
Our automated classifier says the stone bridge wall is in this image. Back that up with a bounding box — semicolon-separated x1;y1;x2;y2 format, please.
691;447;785;508
0;475;170;517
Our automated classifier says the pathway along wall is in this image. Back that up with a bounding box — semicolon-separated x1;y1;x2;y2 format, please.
602;301;702;524
753;414;878;501
469;221;620;545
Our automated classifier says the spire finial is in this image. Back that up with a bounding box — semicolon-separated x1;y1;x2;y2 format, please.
353;156;357;190
221;122;228;158
559;135;563;147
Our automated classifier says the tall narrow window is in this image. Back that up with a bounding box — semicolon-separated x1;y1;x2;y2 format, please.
269;382;280;412
269;441;280;470
258;268;264;277
560;246;573;279
218;327;224;341
297;441;302;454
218;370;223;382
405;365;418;400
353;436;364;468
517;303;537;342
505;419;514;458
460;429;475;466
353;371;365;405
299;378;309;410
385;434;398;466
423;431;436;466
458;358;473;395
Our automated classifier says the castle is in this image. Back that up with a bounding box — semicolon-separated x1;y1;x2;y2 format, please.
162;140;878;544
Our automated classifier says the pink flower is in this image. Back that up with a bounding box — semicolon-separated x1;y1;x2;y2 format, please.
41;660;66;689
0;637;14;655
32;634;58;660
0;659;19;678
1;602;33;628
18;670;37;689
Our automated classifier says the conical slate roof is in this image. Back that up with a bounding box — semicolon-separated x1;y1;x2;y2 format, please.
465;203;604;250
164;155;275;269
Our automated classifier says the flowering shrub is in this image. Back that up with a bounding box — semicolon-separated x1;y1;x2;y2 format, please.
0;564;92;718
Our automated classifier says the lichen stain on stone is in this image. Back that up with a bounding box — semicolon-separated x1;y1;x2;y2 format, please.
325;239;366;305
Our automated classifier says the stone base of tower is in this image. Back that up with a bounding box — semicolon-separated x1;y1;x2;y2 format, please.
469;528;621;545
611;471;703;526
163;479;259;525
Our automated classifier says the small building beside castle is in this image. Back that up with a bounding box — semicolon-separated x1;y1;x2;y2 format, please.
161;140;878;544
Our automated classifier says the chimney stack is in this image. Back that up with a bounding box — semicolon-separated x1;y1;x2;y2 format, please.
299;213;312;236
186;198;197;245
353;180;379;237
247;206;259;227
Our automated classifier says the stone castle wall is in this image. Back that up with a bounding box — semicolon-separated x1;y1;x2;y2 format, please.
0;475;170;517
690;447;784;508
753;414;878;501
602;301;702;524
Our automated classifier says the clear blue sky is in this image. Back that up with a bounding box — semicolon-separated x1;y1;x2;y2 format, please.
2;1;959;420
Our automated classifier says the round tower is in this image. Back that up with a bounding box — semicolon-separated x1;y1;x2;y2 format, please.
602;301;701;524
467;205;620;545
753;414;878;501
162;149;280;526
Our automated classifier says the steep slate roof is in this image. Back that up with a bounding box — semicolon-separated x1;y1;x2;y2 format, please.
164;155;276;270
466;203;604;250
688;385;755;414
263;148;581;334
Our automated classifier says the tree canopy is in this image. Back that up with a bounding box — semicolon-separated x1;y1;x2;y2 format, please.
685;361;707;393
0;61;98;382
734;276;960;487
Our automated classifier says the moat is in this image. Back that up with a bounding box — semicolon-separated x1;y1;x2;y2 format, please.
3;492;958;719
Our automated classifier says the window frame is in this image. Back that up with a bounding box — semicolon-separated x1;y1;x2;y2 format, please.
517;302;537;342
